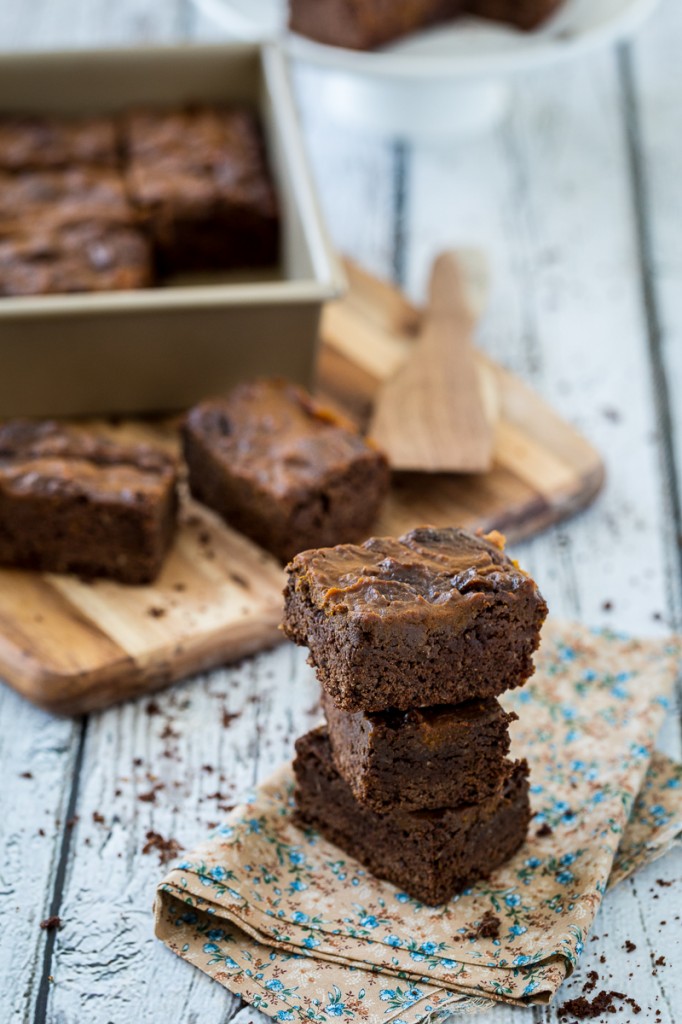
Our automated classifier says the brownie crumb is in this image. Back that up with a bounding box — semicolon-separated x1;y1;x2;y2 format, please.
470;911;501;940
601;600;613;612
92;811;105;824
582;970;599;993
624;940;637;953
40;916;62;931
536;822;553;837
19;771;33;779
656;878;672;887
222;709;240;727
654;955;666;967
145;699;162;716
148;606;166;618
142;830;183;865
559;990;627;1019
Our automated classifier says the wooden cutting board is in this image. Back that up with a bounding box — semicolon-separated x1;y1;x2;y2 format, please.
0;260;604;716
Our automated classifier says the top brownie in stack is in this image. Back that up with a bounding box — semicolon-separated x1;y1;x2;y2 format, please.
283;526;548;711
122;106;280;275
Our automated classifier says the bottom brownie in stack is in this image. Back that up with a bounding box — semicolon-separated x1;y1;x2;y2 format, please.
286;527;546;906
294;725;530;906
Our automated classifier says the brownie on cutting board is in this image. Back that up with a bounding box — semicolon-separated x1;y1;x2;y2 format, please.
183;380;390;563
283;526;548;711
294;726;530;906
322;691;518;812
0;421;178;583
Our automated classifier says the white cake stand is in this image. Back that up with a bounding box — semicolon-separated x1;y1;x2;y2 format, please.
192;0;660;138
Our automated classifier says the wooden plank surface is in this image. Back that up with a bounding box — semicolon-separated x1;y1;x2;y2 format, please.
0;0;681;1022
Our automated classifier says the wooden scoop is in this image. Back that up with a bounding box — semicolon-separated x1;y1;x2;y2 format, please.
369;251;496;474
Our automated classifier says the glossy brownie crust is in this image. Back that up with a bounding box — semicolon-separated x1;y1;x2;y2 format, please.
283;527;548;711
0;421;178;583
294;726;530;906
123;107;279;274
0;167;153;297
183;380;390;563
322;691;518;812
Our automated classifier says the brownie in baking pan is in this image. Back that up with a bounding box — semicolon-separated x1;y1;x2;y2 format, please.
0;167;135;230
467;0;564;30
322;690;518;812
0;115;119;172
283;526;548;711
183;380;390;563
288;0;463;51
0;421;178;583
0;220;153;296
294;726;531;906
122;106;280;274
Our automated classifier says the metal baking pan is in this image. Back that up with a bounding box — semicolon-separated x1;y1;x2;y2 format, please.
0;44;344;417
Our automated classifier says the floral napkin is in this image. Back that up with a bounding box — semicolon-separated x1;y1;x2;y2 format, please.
155;622;682;1022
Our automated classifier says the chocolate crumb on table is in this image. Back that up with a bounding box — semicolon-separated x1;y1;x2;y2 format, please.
39;916;62;931
0;420;178;583
293;726;531;907
284;526;547;711
183;380;390;564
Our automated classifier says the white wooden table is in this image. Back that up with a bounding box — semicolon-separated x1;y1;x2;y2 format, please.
1;2;681;1022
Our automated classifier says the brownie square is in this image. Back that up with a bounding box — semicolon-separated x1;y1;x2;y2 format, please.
0;116;118;172
183;380;390;563
0;421;178;583
122;106;279;274
467;0;563;30
0;167;137;230
0;221;152;296
322;690;518;812
283;527;548;711
294;726;530;906
289;0;464;50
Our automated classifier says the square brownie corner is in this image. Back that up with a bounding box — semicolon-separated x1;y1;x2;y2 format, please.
283;526;548;711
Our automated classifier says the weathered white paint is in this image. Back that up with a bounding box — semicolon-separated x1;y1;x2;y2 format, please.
0;0;681;1021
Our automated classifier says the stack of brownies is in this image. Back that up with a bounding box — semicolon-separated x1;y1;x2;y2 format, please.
284;526;548;906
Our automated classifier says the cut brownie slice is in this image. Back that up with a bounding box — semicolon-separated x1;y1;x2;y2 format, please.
322;690;518;812
466;0;563;31
0;115;118;171
0;221;152;296
289;0;464;51
122;106;279;274
294;726;530;906
0;167;135;230
183;380;390;563
0;421;178;583
283;526;548;711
